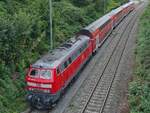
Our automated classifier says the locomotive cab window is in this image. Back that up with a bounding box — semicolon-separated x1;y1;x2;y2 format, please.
30;69;38;76
29;68;52;79
40;70;52;79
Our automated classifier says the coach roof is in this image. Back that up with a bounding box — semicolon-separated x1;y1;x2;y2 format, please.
111;5;123;14
84;14;111;32
121;1;134;8
78;13;112;38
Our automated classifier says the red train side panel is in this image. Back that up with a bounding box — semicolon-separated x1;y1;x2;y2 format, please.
54;36;92;94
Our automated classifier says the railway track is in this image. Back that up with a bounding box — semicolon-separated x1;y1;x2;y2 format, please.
22;1;147;113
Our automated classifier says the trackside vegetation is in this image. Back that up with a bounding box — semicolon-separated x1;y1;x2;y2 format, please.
129;3;150;113
0;0;128;113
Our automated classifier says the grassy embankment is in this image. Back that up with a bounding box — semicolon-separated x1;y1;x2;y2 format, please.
129;3;150;113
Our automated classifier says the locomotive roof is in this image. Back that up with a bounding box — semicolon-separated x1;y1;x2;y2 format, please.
32;35;89;69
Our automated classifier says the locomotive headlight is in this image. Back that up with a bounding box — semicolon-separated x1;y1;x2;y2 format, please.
27;82;36;87
41;84;52;88
27;82;52;89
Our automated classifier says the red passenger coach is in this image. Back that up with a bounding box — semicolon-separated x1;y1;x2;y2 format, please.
79;14;113;53
122;2;135;15
110;7;124;27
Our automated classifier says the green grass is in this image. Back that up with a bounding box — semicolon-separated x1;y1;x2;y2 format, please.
129;3;150;113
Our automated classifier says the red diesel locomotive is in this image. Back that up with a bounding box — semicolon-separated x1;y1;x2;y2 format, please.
25;2;135;109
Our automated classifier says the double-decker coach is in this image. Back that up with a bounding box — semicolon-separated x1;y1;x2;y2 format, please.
111;1;135;27
110;7;124;27
121;2;135;15
79;14;113;53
